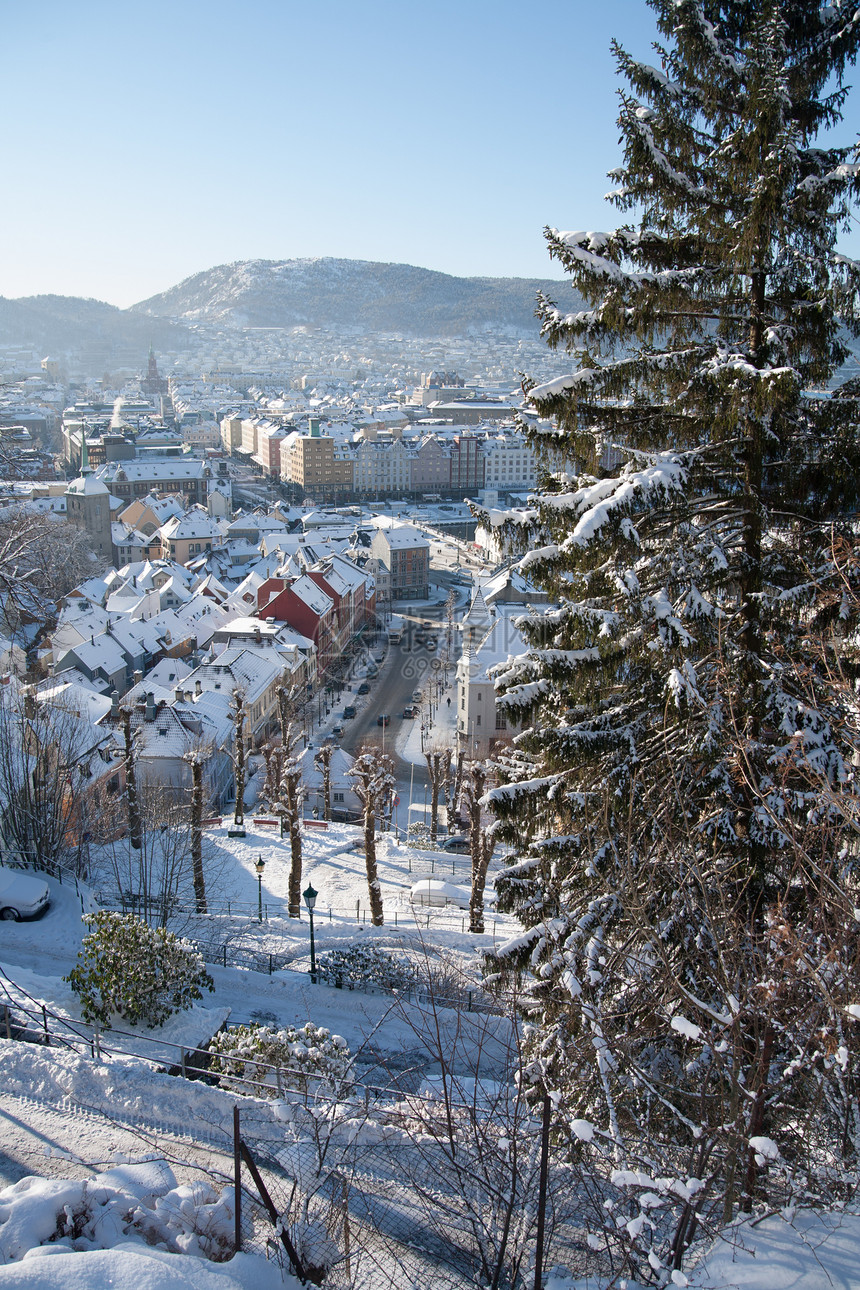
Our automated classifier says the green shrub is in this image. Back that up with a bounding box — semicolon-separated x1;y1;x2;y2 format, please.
209;1021;351;1097
316;943;413;993
65;911;213;1030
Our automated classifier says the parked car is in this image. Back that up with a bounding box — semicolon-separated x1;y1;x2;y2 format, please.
425;637;438;651
332;725;345;738
357;683;371;695
0;869;50;921
402;705;417;718
343;705;357;719
439;835;470;853
412;689;423;703
377;714;391;727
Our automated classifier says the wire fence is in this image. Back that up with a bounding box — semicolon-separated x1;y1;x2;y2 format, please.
0;964;599;1289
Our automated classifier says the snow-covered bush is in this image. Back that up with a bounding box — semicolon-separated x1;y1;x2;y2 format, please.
0;1162;237;1263
209;1021;351;1097
65;911;214;1030
407;821;434;849
315;943;413;993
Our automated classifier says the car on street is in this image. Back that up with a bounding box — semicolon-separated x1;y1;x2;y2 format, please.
357;683;370;695
412;689;423;703
332;725;345;738
0;869;50;921
343;705;357;719
402;705;417;718
439;835;470;853
377;714;390;727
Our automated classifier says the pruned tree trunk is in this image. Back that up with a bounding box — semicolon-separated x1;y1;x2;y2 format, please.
348;748;395;928
121;706;142;851
285;764;304;917
277;682;305;917
464;762;493;934
363;802;384;926
424;749;451;843
314;742;333;821
189;755;207;914
231;692;247;829
448;749;465;827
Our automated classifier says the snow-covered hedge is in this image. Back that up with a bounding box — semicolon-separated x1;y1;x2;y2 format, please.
209;1021;351;1097
315;943;413;993
65;912;214;1030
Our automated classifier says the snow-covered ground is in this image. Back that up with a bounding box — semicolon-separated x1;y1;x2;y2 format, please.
3;836;860;1287
0;825;516;1282
546;1208;860;1290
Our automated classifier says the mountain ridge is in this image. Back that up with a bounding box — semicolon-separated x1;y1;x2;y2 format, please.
128;257;574;336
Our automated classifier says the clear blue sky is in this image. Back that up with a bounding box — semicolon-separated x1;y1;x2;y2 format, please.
2;0;858;307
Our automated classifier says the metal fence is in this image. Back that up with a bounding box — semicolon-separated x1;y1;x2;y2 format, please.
0;965;599;1289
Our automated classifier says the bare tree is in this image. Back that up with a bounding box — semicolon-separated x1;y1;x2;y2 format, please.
461;761;494;934
275;682;305;918
0;687;109;874
0;509;107;643
314;742;334;822
371;953;579;1289
424;746;452;843
184;746;210;914
348;748;395;926
94;782;218;929
120;706;142;852
229;690;247;835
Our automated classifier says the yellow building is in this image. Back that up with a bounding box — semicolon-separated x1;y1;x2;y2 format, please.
280;426;354;500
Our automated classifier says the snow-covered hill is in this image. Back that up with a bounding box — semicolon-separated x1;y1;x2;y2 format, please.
129;257;576;337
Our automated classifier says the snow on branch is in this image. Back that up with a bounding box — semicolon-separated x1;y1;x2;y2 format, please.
544;453;688;549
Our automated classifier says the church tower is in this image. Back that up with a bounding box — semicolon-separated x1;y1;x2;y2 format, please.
65;443;113;561
141;345;168;399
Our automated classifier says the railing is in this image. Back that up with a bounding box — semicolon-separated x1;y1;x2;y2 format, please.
0;965;493;1101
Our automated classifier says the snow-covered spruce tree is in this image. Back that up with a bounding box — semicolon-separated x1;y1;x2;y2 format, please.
485;0;860;1261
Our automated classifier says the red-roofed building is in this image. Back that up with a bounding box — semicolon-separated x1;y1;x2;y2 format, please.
256;574;335;674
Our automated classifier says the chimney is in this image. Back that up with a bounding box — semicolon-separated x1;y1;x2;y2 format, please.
174;686;183;703
195;679;202;696
133;670;143;685
110;689;119;718
145;693;156;722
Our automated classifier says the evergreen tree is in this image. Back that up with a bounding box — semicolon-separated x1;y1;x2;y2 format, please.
487;0;860;1256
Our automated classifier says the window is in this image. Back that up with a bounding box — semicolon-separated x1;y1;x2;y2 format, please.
495;712;507;730
333;791;344;803
476;715;481;727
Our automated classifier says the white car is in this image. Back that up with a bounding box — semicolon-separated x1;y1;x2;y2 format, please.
0;869;50;921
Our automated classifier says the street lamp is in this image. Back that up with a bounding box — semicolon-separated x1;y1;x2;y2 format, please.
255;855;265;923
303;883;318;981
